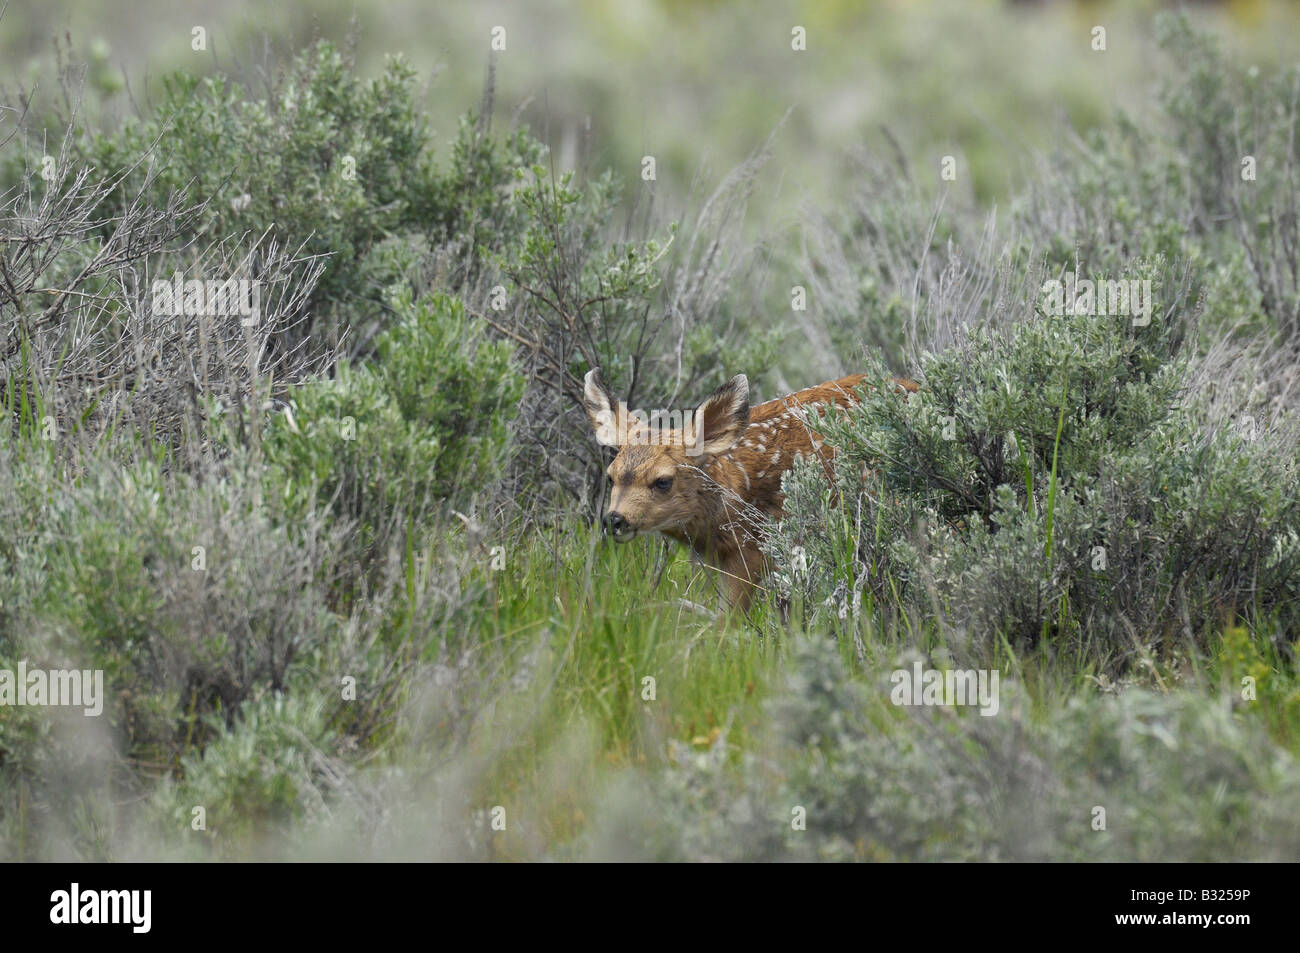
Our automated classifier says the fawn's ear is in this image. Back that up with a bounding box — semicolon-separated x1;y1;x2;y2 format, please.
692;374;750;455
583;368;623;447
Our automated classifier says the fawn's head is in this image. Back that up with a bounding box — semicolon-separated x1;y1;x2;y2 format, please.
583;368;750;541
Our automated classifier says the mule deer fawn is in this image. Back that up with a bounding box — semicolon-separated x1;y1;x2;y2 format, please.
583;369;917;611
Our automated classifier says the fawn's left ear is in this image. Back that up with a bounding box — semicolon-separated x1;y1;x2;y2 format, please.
692;374;750;455
583;368;624;447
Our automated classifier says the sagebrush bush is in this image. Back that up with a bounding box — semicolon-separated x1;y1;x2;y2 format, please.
1008;15;1300;339
0;424;486;858
152;693;343;859
593;636;1300;861
255;289;524;578
770;258;1300;664
0;38;542;471
765;11;1300;675
0;439;338;759
34;41;545;349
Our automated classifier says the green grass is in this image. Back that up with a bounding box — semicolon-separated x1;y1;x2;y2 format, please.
433;526;778;854
373;520;1300;860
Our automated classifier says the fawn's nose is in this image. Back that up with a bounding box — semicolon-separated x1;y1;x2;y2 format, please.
603;512;628;535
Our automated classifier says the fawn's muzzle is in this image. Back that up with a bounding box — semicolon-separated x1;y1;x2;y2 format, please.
602;512;635;541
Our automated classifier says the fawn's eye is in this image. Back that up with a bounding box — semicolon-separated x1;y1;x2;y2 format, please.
652;476;673;492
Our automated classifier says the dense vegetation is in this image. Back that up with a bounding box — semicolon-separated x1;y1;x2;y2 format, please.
1;11;1298;861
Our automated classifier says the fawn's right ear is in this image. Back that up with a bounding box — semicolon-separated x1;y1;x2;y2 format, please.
583;368;623;447
692;373;750;455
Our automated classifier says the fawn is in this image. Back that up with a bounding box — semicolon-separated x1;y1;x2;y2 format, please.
583;368;917;610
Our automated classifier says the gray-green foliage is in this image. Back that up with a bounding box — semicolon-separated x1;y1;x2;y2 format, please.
597;636;1300;862
762;13;1300;664
3;11;1298;865
256;290;524;576
798;13;1300;386
55;41;544;343
152;693;343;858
488;158;783;518
0;424;463;858
0;442;334;751
0;39;543;462
770;258;1300;661
0;432;349;863
1011;14;1300;336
